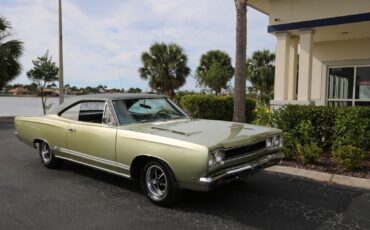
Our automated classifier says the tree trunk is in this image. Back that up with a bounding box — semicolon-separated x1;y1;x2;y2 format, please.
233;0;247;123
40;88;46;115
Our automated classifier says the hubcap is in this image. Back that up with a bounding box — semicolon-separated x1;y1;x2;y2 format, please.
41;143;52;164
145;165;168;201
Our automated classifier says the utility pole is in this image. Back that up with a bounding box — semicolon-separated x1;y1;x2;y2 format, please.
58;0;64;104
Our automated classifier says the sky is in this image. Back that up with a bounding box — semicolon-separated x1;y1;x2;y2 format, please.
1;0;275;91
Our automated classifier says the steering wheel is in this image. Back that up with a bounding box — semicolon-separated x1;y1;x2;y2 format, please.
155;109;170;116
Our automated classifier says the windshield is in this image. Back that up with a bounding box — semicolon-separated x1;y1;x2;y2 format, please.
112;98;187;125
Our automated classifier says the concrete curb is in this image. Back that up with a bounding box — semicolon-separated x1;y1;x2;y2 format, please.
0;116;15;123
265;165;370;190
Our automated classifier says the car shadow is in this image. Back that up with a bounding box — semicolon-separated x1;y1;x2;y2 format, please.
58;160;364;229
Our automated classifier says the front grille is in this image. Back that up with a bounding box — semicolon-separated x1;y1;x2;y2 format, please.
224;140;266;160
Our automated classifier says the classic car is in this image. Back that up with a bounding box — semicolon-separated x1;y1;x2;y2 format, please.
15;93;284;206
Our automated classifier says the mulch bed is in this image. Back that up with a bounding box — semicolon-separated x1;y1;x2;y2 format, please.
279;152;370;179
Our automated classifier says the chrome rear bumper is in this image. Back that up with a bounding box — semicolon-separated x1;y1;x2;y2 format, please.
198;151;284;191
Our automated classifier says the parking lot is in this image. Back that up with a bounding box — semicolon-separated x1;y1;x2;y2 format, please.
1;123;370;230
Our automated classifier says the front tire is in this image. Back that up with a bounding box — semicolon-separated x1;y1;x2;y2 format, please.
38;141;63;169
140;160;182;206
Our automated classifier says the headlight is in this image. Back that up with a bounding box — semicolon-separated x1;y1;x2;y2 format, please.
214;149;225;164
208;149;225;169
208;153;215;168
279;135;283;147
266;135;283;148
266;137;272;148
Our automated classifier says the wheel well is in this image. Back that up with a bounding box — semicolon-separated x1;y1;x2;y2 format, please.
130;156;176;182
33;139;43;149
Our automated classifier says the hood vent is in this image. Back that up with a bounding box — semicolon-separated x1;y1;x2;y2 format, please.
151;126;188;136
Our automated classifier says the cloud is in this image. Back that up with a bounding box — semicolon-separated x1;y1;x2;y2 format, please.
1;0;275;90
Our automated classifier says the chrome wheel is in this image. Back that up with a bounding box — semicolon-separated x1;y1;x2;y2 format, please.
145;165;168;201
40;142;52;164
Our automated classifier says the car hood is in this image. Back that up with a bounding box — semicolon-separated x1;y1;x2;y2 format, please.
121;119;281;150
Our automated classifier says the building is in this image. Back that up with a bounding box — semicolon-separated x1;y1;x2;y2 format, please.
38;88;59;96
249;0;370;107
8;87;28;96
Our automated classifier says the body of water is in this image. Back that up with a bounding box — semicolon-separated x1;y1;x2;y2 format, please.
0;96;66;116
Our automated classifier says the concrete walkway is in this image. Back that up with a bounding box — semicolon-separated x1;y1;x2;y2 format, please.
266;166;370;190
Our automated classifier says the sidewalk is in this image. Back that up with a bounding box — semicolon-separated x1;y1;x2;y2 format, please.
266;165;370;190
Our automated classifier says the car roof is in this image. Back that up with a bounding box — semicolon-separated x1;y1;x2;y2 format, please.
48;93;167;115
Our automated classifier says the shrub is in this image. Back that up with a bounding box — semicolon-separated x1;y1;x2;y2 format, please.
332;145;368;170
333;107;370;150
253;106;271;126
258;104;369;169
270;105;336;150
173;91;198;105
296;143;323;164
180;94;256;123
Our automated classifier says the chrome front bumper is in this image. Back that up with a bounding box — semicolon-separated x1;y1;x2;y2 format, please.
198;151;284;191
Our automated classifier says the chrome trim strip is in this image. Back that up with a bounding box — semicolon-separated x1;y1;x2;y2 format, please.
56;147;130;171
56;156;131;179
226;165;253;175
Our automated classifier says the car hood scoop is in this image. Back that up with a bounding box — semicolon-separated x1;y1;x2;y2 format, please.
150;126;199;136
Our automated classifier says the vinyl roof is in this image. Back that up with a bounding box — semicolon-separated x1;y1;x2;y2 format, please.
48;93;166;115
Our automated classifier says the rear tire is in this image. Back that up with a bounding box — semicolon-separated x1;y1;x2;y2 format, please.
38;141;63;169
140;160;182;206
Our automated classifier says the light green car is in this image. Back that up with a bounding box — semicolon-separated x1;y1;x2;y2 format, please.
15;94;284;206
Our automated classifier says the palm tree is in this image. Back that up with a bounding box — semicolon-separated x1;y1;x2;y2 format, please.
139;42;190;98
247;50;275;104
0;16;24;90
233;0;248;123
195;50;234;95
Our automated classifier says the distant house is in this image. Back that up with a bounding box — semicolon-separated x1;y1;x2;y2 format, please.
70;90;84;95
8;87;28;96
38;88;59;96
249;0;370;107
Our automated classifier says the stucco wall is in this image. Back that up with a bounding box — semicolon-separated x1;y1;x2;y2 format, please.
269;0;370;25
311;38;370;103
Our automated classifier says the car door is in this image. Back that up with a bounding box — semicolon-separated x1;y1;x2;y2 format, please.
61;101;118;171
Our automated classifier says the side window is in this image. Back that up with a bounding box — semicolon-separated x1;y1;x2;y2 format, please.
60;101;105;123
61;103;80;121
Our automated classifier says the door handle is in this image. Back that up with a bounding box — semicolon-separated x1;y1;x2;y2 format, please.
68;128;77;133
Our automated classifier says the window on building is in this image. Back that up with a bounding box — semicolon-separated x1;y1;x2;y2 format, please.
327;66;370;106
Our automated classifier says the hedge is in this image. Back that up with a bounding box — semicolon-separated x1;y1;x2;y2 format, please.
180;94;256;123
333;107;370;150
268;105;370;164
270;105;337;150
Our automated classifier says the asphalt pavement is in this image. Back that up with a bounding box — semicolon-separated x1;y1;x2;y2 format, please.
1;123;370;230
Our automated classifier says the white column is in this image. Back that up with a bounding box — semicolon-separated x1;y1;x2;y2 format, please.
298;29;314;102
273;32;290;101
287;36;298;100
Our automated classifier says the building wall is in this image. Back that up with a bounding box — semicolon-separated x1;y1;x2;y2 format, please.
311;38;370;104
269;0;370;25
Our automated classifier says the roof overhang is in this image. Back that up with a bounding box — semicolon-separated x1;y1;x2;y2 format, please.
268;12;370;33
248;0;270;15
